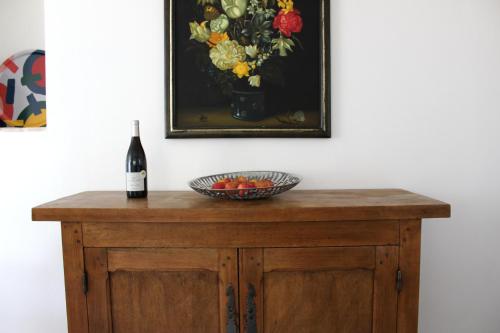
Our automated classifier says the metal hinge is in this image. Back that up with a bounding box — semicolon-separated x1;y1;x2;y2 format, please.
396;269;403;292
82;271;88;295
246;284;257;333
226;284;237;333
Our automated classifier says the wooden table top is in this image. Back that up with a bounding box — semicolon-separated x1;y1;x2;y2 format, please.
32;189;450;223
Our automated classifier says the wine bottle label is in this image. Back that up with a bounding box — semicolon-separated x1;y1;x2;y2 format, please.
126;170;147;191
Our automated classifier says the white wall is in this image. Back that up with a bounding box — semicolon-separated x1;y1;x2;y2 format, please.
0;0;64;332
0;0;45;61
1;0;499;331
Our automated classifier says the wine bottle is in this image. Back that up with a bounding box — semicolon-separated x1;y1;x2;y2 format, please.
126;120;148;198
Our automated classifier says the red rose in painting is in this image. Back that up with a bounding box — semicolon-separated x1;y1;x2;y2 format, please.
273;10;303;37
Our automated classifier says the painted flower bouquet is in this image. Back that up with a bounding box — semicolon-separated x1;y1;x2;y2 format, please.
189;0;304;91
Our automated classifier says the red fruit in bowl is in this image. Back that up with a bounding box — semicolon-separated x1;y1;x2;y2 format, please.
225;182;239;190
222;178;233;183
238;183;256;189
254;180;267;188
254;179;274;188
237;176;248;184
211;182;226;190
238;183;256;197
265;179;274;187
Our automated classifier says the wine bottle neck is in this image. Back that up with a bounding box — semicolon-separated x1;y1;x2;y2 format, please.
131;121;140;137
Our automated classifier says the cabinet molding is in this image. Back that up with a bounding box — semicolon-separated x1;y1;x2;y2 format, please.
107;248;220;272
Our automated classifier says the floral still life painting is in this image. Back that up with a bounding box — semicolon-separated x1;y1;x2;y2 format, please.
165;0;330;138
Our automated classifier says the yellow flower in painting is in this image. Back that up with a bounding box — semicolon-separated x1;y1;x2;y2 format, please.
207;32;229;48
278;0;294;13
232;61;250;78
189;21;211;43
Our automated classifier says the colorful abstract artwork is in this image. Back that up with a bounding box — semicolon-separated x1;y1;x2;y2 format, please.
0;50;46;128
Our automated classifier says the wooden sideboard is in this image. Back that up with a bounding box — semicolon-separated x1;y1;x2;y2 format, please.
33;189;450;333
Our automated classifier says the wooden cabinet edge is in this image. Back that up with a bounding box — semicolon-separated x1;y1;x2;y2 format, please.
397;219;422;333
33;206;450;223
61;222;89;333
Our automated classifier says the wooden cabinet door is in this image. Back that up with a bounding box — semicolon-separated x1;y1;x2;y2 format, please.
239;247;398;333
84;248;238;333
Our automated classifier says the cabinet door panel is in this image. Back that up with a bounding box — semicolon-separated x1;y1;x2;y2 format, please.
240;246;398;333
85;248;238;333
265;270;374;333
110;270;218;333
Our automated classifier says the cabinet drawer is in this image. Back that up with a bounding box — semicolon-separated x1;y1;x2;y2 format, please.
82;221;400;248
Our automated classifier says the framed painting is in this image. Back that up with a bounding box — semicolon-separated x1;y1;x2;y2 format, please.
165;0;330;138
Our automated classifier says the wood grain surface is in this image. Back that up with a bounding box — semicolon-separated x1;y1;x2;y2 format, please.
260;246;377;333
107;248;220;272
109;271;219;333
264;270;374;333
33;189;450;223
82;220;399;248
397;220;422;333
373;246;399;333
239;249;264;333
263;247;375;272
85;248;112;333
61;223;89;333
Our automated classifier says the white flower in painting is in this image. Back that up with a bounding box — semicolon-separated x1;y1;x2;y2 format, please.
221;0;248;19
245;45;259;58
210;14;230;33
248;75;261;88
